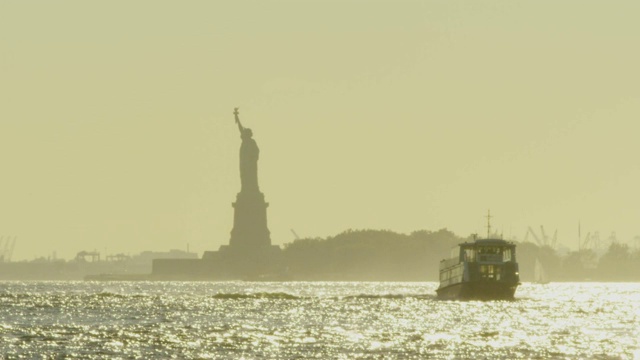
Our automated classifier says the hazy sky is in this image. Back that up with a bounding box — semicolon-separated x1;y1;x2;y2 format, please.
1;1;639;260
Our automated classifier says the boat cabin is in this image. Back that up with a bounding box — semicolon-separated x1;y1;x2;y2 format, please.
458;239;517;280
439;238;519;287
437;237;521;299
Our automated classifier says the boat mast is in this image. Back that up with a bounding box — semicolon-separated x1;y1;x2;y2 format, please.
486;209;492;238
578;221;581;251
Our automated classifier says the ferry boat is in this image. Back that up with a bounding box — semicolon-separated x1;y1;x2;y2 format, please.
436;237;520;300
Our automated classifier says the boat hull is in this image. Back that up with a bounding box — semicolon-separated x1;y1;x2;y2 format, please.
436;280;518;300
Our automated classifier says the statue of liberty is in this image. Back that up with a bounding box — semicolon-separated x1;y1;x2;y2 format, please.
234;108;260;192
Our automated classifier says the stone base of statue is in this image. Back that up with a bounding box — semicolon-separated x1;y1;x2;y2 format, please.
229;190;271;249
151;190;283;280
201;189;281;278
151;187;283;280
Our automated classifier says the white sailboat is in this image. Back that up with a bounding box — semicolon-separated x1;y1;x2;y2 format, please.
534;258;549;284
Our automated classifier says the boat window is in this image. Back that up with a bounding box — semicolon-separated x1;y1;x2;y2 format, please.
478;247;500;255
465;249;476;262
480;265;489;277
480;265;502;280
503;248;512;262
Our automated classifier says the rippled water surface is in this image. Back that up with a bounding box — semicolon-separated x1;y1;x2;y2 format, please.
1;281;639;359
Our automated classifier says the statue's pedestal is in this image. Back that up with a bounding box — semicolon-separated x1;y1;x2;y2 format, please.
197;189;282;279
229;190;271;249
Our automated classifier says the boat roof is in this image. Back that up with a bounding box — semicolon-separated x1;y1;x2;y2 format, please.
459;238;515;247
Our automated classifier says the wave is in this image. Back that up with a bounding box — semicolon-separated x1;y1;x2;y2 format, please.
212;292;303;300
210;292;435;300
92;292;149;299
342;294;435;300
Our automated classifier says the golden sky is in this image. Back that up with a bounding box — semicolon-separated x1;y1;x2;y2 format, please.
1;1;639;260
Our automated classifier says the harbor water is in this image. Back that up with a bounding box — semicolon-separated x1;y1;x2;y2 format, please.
1;281;639;359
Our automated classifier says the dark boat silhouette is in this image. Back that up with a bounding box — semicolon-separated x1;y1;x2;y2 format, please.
436;237;520;300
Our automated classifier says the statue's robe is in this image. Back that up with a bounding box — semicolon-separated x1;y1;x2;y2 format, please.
239;133;259;192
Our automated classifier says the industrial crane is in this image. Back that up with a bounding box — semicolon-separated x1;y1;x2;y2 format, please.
525;226;558;248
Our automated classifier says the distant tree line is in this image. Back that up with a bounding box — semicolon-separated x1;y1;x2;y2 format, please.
281;229;640;282
282;229;460;281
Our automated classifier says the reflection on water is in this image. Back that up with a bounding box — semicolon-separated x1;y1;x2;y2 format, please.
0;282;638;358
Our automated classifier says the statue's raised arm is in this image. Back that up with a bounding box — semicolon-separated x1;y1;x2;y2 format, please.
234;107;259;193
234;107;244;134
